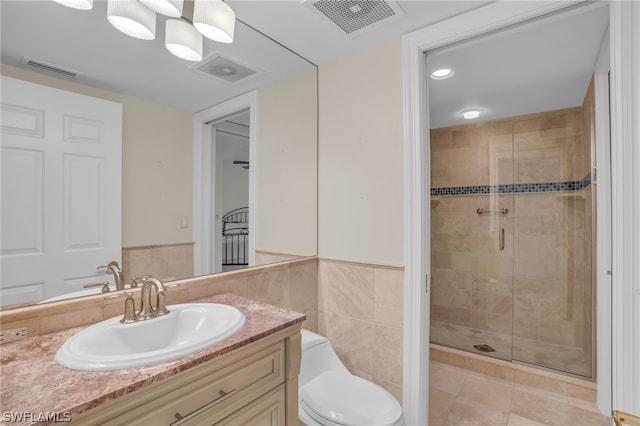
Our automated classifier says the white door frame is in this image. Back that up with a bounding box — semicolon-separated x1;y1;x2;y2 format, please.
608;0;640;415
594;28;612;414
193;92;257;276
402;1;640;423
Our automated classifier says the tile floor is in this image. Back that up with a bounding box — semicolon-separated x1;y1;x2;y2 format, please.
428;361;612;426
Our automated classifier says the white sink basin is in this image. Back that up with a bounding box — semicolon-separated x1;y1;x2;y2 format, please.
55;303;246;371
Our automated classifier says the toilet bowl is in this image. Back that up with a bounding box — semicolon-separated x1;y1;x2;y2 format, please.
298;329;404;426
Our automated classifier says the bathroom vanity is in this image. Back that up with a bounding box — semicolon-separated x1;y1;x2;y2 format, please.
0;294;304;426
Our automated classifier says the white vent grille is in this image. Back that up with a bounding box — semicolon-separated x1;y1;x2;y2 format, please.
21;57;80;78
308;0;404;35
192;54;260;84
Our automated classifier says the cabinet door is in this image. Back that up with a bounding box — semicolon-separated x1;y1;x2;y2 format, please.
82;342;284;426
213;385;285;426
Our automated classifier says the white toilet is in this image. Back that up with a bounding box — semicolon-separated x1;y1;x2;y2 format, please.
298;329;404;426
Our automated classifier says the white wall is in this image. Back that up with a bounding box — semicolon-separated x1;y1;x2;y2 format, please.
256;68;318;257
318;39;404;265
0;65;194;247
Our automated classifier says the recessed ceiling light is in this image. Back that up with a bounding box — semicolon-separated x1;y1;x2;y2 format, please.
430;68;454;80
461;109;483;120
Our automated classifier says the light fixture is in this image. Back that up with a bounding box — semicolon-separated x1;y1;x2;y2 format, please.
107;0;156;40
193;0;236;43
52;0;93;10
139;0;183;18
460;109;483;120
53;0;236;61
165;19;203;61
430;68;455;80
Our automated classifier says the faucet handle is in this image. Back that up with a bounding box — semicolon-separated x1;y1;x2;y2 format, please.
104;291;138;323
120;292;137;323
130;275;151;288
83;281;111;293
97;261;122;273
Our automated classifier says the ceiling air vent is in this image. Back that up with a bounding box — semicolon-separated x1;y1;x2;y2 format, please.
21;57;81;78
305;0;404;36
191;53;261;85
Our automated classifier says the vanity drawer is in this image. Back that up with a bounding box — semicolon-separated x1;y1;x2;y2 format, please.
79;341;285;425
213;384;285;426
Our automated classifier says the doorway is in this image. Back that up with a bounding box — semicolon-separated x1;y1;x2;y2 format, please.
210;110;251;272
193;92;257;276
399;1;636;424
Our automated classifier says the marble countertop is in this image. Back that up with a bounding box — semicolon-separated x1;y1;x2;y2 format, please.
0;293;305;426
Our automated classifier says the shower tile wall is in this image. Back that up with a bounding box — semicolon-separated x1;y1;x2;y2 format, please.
430;105;593;377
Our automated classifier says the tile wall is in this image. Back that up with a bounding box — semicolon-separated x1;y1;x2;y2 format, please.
121;242;194;283
1;254;404;399
0;257;318;341
255;251;302;266
317;258;405;401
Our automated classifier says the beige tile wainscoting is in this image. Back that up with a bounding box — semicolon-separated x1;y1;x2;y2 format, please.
122;242;194;284
317;258;405;402
255;250;303;266
0;257;318;339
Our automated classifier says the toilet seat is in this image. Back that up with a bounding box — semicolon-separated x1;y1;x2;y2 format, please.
300;371;402;426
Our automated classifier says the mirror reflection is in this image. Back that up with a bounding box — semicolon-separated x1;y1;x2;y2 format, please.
0;0;318;308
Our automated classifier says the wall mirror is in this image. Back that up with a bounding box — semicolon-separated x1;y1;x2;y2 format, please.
0;0;318;308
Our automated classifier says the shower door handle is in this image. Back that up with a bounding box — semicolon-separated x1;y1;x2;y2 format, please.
499;228;505;251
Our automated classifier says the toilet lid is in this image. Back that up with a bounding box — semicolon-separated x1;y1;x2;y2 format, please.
300;371;402;426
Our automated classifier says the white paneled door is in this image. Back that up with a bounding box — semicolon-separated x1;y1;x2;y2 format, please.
1;76;122;305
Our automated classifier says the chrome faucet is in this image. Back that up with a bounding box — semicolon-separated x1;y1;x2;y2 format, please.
97;261;125;291
137;277;170;320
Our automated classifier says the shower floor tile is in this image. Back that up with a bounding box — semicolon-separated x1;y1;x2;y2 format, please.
430;321;591;377
428;361;611;426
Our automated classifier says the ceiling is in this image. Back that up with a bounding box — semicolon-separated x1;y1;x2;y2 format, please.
427;3;609;128
1;1;609;123
1;0;488;112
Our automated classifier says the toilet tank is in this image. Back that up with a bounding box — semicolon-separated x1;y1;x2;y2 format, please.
299;329;350;388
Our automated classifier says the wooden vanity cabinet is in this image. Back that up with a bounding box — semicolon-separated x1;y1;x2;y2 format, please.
70;326;301;426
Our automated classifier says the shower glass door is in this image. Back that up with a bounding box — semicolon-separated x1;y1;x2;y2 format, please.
510;105;593;378
429;121;515;362
429;105;594;378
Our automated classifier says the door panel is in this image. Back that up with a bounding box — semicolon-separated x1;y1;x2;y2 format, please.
1;76;122;304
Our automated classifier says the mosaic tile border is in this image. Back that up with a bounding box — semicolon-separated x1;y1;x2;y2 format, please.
431;174;591;197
